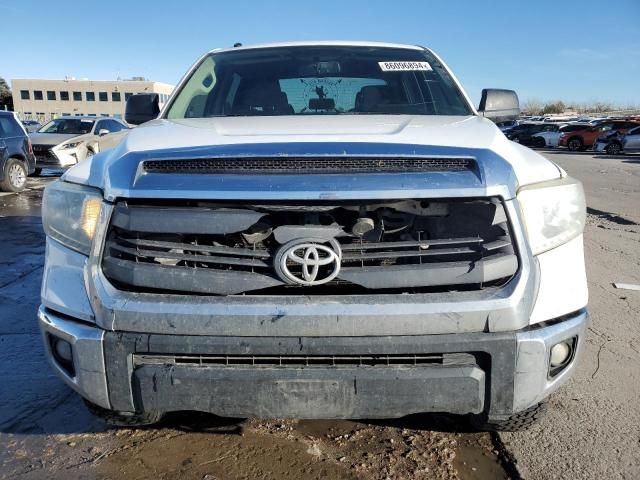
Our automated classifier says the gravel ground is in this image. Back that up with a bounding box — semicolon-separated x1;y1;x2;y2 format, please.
500;151;640;479
0;152;638;479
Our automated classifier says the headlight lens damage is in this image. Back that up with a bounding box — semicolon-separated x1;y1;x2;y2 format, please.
42;181;102;255
517;176;586;255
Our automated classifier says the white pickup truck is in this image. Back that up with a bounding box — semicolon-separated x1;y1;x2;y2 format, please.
39;41;588;430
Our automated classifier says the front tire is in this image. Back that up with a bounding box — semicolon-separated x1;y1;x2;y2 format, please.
567;137;583;152
533;136;546;148
0;158;28;192
470;402;547;432
606;142;622;155
83;399;163;427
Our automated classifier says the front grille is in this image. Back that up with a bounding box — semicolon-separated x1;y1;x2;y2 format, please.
32;145;58;165
142;156;475;174
134;352;477;368
102;198;519;296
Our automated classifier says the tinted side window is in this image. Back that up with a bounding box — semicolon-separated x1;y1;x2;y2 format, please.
107;120;125;132
0;116;24;138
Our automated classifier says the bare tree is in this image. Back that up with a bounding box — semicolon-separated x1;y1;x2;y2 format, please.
521;99;543;115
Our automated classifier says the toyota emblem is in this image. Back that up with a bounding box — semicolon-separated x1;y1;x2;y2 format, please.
274;238;342;286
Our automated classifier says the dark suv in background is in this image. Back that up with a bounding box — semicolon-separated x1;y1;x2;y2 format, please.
505;122;546;146
0;111;36;192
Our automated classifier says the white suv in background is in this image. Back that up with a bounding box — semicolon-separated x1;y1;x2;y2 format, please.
29;116;129;174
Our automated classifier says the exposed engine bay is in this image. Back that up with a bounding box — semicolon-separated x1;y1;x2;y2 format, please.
102;198;518;295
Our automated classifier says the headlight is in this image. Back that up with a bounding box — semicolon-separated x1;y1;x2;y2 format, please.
60;142;81;149
517;176;586;255
42;181;102;255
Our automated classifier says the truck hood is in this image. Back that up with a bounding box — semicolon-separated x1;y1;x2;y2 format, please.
64;115;562;200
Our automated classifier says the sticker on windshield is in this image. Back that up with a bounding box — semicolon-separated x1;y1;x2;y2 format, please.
378;61;432;72
80;119;93;123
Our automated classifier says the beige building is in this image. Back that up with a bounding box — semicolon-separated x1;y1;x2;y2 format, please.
11;78;174;123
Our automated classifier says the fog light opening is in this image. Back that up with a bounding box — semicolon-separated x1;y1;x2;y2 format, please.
549;337;577;377
54;338;73;362
48;334;75;377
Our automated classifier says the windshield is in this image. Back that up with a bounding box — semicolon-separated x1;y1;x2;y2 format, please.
167;46;472;118
38;118;94;134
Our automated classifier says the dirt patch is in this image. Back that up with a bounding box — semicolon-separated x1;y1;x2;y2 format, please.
87;416;508;480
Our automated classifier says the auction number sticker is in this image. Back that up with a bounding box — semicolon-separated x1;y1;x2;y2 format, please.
378;61;432;71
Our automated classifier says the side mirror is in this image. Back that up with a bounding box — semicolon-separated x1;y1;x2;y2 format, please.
98;128;109;136
125;93;160;125
478;89;520;123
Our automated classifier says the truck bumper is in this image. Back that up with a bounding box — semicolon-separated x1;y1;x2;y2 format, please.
38;306;588;419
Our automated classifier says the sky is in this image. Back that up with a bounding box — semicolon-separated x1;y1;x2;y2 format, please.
1;0;639;106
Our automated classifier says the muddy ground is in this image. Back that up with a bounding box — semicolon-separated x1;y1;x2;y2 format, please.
0;151;638;479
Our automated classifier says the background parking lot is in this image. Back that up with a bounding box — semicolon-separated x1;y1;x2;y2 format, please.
0;150;638;479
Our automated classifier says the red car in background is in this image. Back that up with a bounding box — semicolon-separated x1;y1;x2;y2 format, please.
558;119;640;151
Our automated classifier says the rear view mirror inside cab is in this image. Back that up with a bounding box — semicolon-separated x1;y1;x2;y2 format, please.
299;61;341;76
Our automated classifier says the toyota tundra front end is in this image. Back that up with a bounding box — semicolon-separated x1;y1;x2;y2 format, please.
38;42;588;430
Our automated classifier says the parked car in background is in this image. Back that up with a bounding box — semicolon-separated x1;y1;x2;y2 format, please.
533;123;586;148
621;126;640;153
21;120;42;133
29;116;129;174
530;124;563;147
0;111;36;192
505;122;546;146
558;120;640;151
496;119;518;132
593;125;640;155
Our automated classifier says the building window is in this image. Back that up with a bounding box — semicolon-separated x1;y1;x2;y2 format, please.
114;113;123;119
47;91;56;101
86;92;95;101
99;92;108;102
62;113;70;116
88;113;96;116
60;91;69;101
73;91;82;101
75;113;83;116
34;90;43;100
124;92;133;101
100;113;109;117
111;91;121;102
20;90;30;100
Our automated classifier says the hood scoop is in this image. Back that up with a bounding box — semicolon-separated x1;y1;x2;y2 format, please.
141;156;476;175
